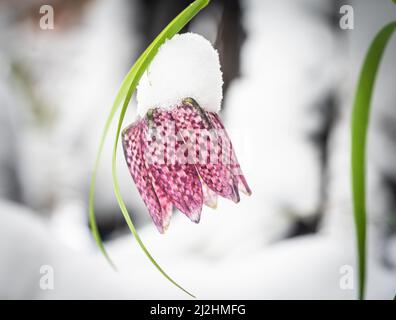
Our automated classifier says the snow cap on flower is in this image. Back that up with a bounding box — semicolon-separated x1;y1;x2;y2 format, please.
137;32;223;116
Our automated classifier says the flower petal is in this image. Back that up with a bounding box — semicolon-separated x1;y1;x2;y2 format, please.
207;112;252;196
147;109;203;223
150;164;203;223
122;120;172;233
151;178;173;231
172;103;240;203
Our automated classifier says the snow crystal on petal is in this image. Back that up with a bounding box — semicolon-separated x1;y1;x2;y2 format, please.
137;33;223;116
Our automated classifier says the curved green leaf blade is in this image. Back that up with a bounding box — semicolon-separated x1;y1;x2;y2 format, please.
89;0;210;297
351;21;396;300
88;53;148;269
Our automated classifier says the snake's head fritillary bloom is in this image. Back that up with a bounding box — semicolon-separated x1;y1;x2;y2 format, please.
122;33;251;233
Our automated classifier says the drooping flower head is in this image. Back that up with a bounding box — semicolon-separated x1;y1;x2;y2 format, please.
122;33;251;233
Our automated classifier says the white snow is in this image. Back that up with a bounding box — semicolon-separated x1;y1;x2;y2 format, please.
136;33;223;116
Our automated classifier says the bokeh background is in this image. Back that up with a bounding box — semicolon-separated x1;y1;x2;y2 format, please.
0;0;396;299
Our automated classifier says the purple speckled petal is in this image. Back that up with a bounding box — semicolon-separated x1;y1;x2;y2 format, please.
151;178;173;231
172;104;240;203
150;164;203;222
146;109;203;223
207;112;252;196
122;120;172;233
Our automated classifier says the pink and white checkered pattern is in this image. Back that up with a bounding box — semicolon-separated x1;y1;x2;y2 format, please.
122;102;251;233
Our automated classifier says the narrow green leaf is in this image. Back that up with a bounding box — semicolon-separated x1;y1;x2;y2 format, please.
89;0;210;297
88;53;148;269
351;21;396;300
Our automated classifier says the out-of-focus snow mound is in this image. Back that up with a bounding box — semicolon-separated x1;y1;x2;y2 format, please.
0;200;144;299
137;33;223;116
1;200;395;299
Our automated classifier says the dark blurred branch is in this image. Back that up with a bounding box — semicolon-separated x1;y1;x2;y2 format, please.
215;0;246;94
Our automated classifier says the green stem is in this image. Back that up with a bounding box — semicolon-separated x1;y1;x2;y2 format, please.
88;56;145;270
351;21;396;300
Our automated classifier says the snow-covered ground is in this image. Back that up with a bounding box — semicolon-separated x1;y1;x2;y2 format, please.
0;0;395;299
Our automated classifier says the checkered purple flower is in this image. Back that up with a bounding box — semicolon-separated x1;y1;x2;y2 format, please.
122;98;251;233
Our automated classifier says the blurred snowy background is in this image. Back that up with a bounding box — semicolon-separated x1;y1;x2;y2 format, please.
0;0;396;299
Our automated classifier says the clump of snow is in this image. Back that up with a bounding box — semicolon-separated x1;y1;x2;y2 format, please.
137;33;223;116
